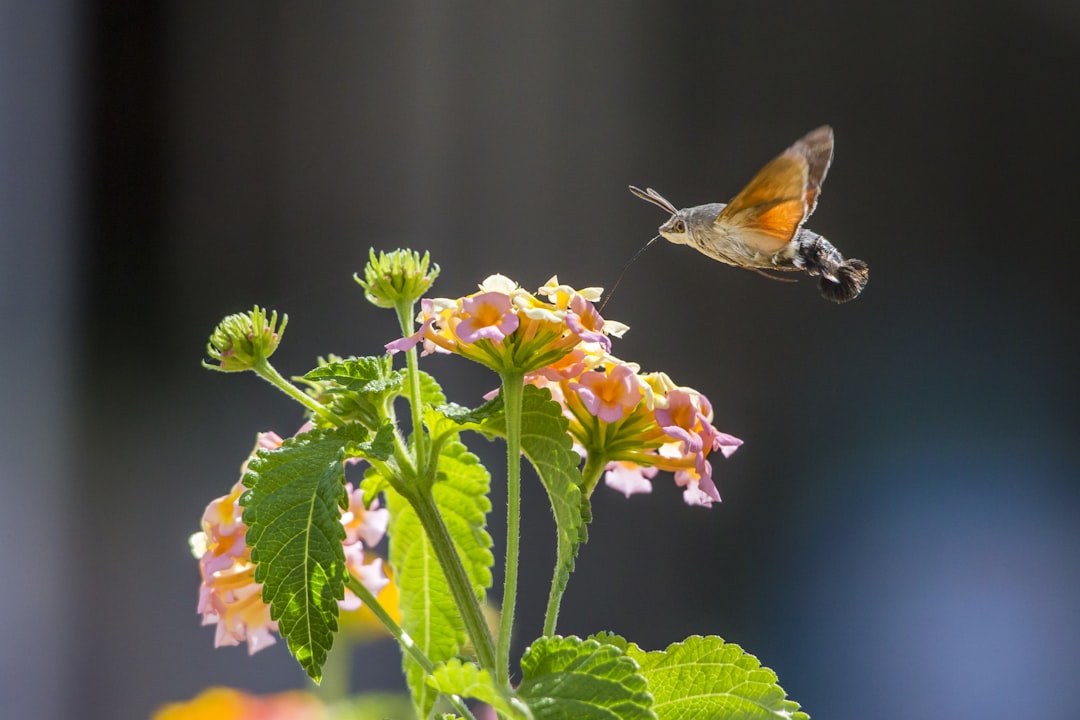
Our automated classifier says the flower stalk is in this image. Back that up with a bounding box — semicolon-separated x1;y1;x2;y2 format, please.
252;357;344;428
345;575;477;720
406;484;498;674
496;371;525;686
394;298;429;466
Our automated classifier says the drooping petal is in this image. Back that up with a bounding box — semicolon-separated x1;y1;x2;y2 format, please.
713;431;744;458
604;461;658;497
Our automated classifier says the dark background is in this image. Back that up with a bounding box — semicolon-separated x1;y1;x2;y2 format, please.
3;2;1079;719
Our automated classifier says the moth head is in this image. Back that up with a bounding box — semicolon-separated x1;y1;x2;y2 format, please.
659;211;691;246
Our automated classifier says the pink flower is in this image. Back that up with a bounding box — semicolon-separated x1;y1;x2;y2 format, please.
198;484;248;574
529;348;587;383
385;315;436;355
680;478;720;507
195;478;280;654
565;295;611;350
712;431;743;459
655;390;711;453
604;461;658;497
456;292;519;343
339;545;391;611
570;364;642;423
341;484;389;547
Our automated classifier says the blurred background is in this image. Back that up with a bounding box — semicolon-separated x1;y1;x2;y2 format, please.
3;1;1079;718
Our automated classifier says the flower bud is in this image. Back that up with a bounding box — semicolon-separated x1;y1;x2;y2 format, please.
355;248;439;308
204;306;287;372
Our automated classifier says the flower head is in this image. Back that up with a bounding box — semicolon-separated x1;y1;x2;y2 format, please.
544;355;741;507
387;275;626;375
204;306;287;373
355;248;440;308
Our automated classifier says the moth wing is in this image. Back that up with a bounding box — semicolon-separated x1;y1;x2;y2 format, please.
786;125;834;217
714;153;809;253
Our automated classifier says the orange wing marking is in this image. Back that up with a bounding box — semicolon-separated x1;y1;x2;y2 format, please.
715;153;809;252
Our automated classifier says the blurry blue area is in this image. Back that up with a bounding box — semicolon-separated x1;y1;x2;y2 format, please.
3;2;1079;719
781;439;1080;718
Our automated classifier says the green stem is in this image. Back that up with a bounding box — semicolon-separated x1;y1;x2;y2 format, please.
496;371;524;686
314;640;350;702
408;488;498;673
394;300;428;466
541;547;565;638
253;358;344;427
541;451;605;636
579;450;608;499
346;576;476;720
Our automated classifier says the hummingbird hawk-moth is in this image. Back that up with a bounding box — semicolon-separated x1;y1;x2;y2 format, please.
630;125;868;303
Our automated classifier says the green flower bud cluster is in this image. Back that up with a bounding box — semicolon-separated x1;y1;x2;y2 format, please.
355;249;439;308
204;306;287;372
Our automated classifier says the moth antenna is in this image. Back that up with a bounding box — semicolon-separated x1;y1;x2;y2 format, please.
598;235;661;314
645;187;679;214
629;185;678;215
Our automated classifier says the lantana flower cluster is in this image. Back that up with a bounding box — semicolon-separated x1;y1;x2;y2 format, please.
389;274;742;506
191;431;391;654
387;274;627;375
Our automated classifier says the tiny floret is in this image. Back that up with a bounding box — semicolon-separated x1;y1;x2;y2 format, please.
457;292;520;343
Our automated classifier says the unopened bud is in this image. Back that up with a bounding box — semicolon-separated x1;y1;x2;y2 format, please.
355;248;439;308
204;306;287;372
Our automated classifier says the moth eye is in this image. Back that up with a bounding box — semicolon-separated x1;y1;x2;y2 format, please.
673;220;686;233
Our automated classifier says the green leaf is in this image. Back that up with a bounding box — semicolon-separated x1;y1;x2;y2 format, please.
436;393;503;427
240;424;371;682
428;658;528;720
518;635;655;720
623;636;809;720
416;369;447;406
343;421;396;463
387;440;494;717
305;355;403;393
303;356;405;428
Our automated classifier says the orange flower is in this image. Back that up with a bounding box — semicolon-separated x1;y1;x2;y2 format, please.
152;687;325;720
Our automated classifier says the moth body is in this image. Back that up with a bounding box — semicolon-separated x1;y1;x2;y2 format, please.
632;126;869;303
